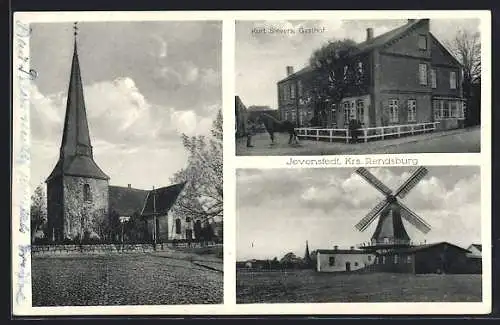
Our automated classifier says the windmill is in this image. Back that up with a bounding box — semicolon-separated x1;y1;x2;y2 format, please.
354;166;431;248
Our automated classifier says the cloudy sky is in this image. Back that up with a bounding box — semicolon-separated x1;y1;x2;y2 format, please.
29;21;221;191
235;19;480;108
236;166;481;261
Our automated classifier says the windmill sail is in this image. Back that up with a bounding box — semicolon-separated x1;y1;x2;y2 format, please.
394;166;428;199
355;168;392;196
355;199;390;231
398;201;431;234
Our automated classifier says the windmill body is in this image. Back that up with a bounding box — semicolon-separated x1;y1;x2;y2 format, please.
354;167;431;251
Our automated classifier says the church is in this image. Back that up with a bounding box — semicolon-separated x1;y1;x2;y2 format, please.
45;26;191;243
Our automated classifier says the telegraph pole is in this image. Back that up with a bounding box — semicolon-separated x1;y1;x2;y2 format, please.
153;186;157;248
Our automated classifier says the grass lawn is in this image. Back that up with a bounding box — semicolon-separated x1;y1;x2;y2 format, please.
32;254;223;306
236;270;482;303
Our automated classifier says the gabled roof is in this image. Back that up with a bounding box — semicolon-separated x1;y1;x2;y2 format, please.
278;19;430;84
109;185;149;217
395;242;471;254
141;182;186;217
429;32;463;67
470;244;482;252
317;249;371;255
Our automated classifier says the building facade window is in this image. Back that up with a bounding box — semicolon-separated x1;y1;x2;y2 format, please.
343;65;348;79
407;255;412;263
175;218;182;234
407;99;417;122
356;100;364;123
388;99;399;123
290;83;296;99
450;71;457;89
433;100;441;120
297;80;303;97
419;63;428;85
418;35;427;50
291;110;296;122
357;61;363;74
329;256;335;266
83;184;92;202
394;254;399;264
343;102;350;124
354;262;359;267
382;256;386;264
431;69;437;88
367;255;372;262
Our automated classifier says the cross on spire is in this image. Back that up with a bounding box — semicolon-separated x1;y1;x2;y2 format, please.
73;22;78;37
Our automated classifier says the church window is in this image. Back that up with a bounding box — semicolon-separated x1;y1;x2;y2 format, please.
354;261;359;267
83;184;92;202
367;255;372;262
186;217;191;223
175;218;182;234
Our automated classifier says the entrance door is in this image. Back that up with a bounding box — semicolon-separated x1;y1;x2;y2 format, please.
346;262;351;272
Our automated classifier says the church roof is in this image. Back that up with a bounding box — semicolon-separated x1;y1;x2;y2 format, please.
109;186;149;217
46;36;109;183
142;182;186;217
108;182;186;217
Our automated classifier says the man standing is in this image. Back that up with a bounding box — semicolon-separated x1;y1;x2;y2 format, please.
246;119;256;147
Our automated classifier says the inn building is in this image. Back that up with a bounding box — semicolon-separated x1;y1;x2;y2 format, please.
277;19;466;131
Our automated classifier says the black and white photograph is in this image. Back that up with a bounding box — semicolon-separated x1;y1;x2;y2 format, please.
235;19;481;156
27;20;223;306
236;166;482;303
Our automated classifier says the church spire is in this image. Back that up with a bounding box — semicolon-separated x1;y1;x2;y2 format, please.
304;240;312;267
59;21;93;158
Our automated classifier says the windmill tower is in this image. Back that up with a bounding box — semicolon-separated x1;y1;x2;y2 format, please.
354;167;431;250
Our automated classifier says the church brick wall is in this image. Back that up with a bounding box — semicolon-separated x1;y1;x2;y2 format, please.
63;176;109;240
47;177;64;241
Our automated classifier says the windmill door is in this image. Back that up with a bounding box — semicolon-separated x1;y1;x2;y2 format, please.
345;262;351;272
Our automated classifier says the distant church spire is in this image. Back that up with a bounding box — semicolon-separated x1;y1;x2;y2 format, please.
59;21;93;158
304;240;312;265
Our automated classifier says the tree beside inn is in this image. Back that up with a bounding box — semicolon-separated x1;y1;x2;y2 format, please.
45;30;215;244
277;19;466;131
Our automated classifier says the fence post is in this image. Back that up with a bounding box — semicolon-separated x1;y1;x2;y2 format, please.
411;125;414;135
364;129;368;143
381;127;384;140
397;126;401;137
346;129;349;144
316;129;319;141
329;129;333;142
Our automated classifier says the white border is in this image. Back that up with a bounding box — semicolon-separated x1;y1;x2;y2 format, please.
12;10;491;316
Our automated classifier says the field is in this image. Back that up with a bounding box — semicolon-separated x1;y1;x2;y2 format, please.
32;253;223;306
236;270;482;303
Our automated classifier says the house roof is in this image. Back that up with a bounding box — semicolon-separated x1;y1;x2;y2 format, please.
394;242;471;254
470;244;482;252
141;182;186;217
277;19;440;84
317;249;371;255
109;185;149;217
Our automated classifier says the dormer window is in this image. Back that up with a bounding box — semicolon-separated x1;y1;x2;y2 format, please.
83;184;92;202
418;35;427;50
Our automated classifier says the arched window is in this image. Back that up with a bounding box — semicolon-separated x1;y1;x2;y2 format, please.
83;184;92;202
175;218;182;234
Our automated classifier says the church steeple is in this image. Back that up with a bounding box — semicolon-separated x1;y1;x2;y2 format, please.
60;22;93;158
46;22;109;182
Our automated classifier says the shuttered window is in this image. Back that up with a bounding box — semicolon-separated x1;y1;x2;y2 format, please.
407;99;417;122
419;63;428;85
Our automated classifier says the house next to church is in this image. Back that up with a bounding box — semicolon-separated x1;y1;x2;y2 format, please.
277;19;466;131
45;28;194;243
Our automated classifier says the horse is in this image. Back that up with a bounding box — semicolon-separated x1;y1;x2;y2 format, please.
256;113;300;146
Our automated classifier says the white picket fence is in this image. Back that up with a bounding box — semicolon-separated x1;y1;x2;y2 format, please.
295;122;440;143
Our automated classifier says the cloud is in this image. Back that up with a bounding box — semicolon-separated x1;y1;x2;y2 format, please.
236;167;481;260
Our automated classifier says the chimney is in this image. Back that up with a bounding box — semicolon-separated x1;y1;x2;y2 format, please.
286;66;294;76
334;245;338;250
366;28;373;41
128;184;131;188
